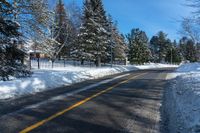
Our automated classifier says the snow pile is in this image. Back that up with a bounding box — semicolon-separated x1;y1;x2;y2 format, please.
163;63;200;133
0;63;176;100
0;66;136;100
176;62;200;73
135;63;178;70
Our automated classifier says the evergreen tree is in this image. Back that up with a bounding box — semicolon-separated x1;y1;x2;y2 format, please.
149;36;159;62
77;0;110;66
150;31;170;63
75;0;96;65
127;28;151;64
165;41;182;64
102;15;127;64
0;0;30;80
179;37;197;62
111;22;127;62
186;40;197;62
196;43;200;61
113;33;128;61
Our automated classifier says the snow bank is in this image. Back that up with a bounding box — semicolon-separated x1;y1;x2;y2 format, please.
0;66;136;100
176;62;200;73
0;63;176;100
162;63;200;133
135;63;178;70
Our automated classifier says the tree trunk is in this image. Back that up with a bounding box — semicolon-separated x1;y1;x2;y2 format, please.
64;59;66;67
37;57;40;69
96;55;101;67
52;60;54;68
81;59;84;65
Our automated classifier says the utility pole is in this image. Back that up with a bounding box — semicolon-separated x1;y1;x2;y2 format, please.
111;43;113;68
97;42;101;67
109;20;114;68
171;48;173;64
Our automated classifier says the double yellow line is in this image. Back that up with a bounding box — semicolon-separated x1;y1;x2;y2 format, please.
20;73;146;133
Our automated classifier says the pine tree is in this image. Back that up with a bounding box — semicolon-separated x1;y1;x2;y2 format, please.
149;36;159;62
150;31;170;63
110;21;127;62
186;40;197;62
75;0;96;65
93;0;110;66
113;33;128;62
127;28;151;64
179;37;197;62
102;15;113;64
77;0;110;66
165;41;182;64
0;0;30;80
196;43;200;61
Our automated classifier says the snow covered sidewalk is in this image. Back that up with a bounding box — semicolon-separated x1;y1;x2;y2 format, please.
0;63;177;100
162;63;200;133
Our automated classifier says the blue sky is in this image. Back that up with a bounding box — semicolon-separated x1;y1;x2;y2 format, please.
51;0;193;40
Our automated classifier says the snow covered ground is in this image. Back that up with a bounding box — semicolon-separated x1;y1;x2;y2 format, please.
0;63;177;100
135;63;177;70
162;63;200;133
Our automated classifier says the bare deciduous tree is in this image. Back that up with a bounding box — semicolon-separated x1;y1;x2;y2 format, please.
180;17;200;43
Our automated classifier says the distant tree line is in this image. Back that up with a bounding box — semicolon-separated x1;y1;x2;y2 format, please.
127;29;200;65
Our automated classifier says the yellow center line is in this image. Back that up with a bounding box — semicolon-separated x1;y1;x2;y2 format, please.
19;73;147;133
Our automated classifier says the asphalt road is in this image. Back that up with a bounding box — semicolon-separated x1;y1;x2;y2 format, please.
0;68;174;133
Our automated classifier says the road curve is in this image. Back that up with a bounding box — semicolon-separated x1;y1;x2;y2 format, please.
0;68;174;133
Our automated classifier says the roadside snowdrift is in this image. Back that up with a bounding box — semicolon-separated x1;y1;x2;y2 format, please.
0;63;176;100
0;66;136;100
162;63;200;133
135;63;177;70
